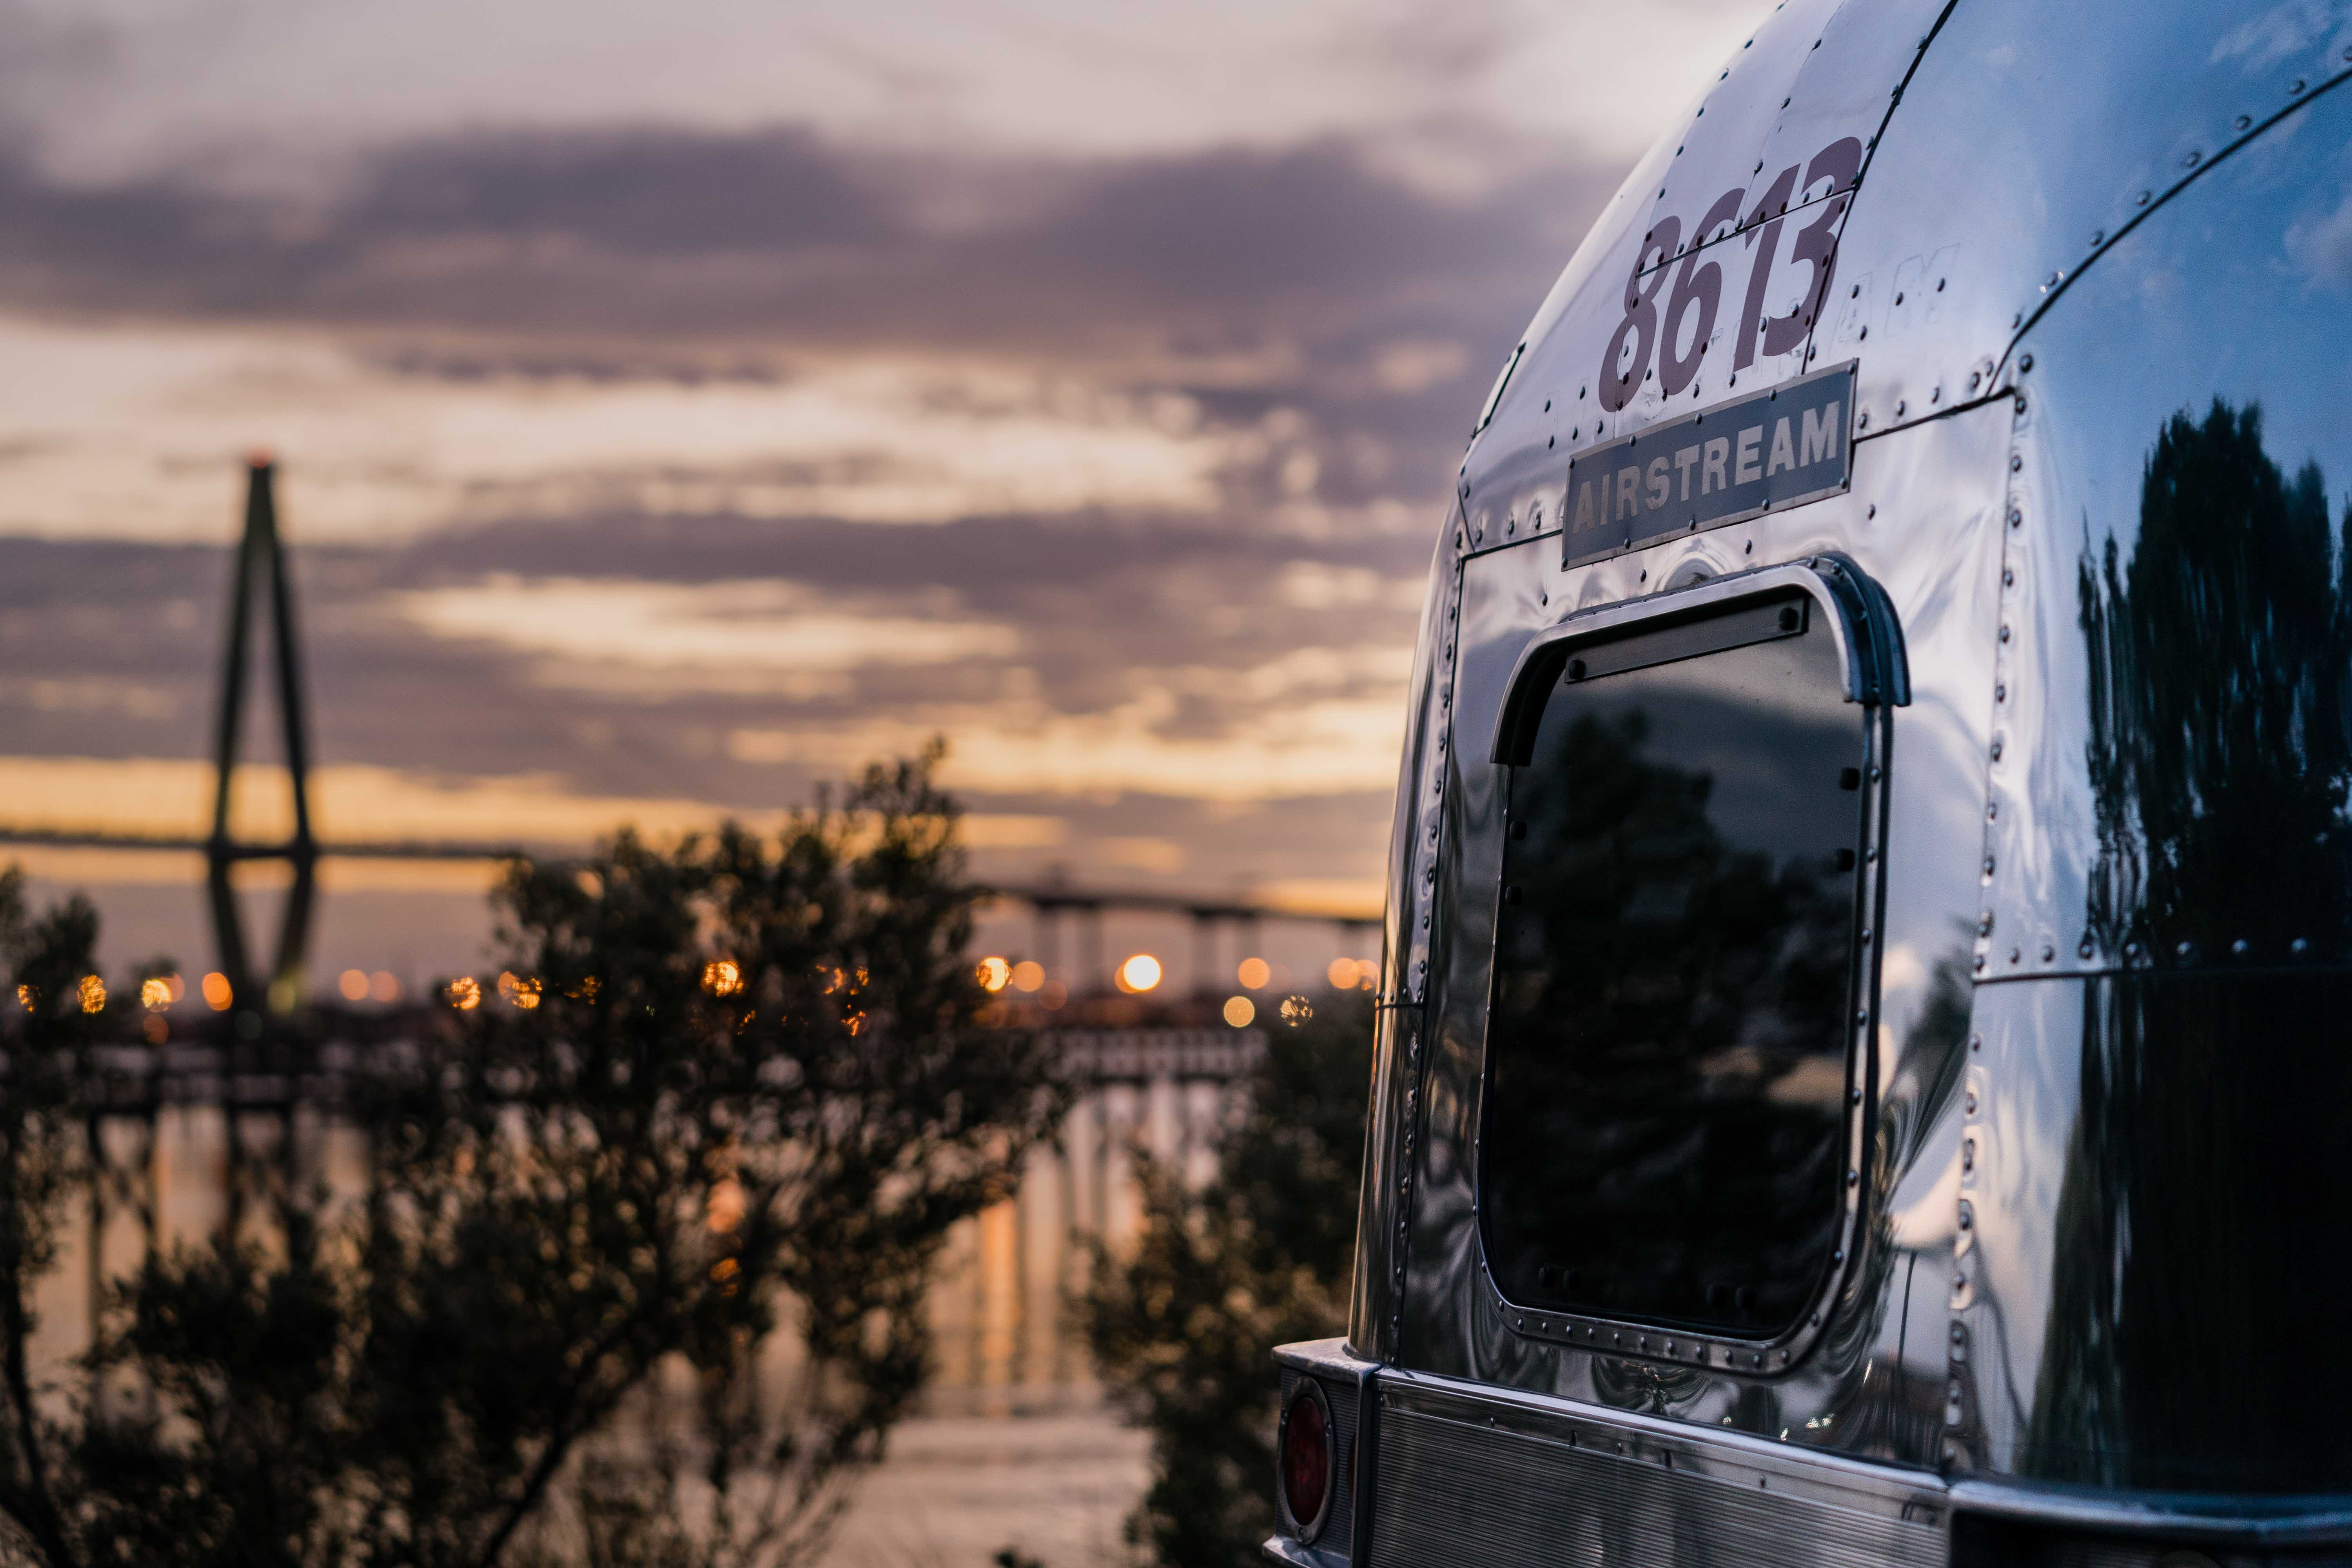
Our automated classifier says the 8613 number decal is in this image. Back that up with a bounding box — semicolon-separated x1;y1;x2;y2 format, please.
1600;136;1863;413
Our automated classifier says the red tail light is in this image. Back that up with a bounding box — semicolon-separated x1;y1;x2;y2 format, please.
1279;1381;1334;1539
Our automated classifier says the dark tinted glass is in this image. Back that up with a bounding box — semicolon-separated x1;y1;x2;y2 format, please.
1483;601;1864;1336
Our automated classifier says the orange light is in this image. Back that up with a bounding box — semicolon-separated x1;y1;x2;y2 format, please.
77;975;105;1014
338;969;369;1001
1116;954;1163;993
446;976;481;1011
703;959;744;998
1325;957;1357;990
1040;980;1068;1011
1356;958;1379;989
1010;960;1045;993
140;978;173;1010
142;1013;169;1044
498;971;542;1009
14;984;35;1013
1279;995;1314;1026
1223;995;1256;1027
201;972;233;1011
1237;956;1271;990
369;971;399;1002
976;956;1012;993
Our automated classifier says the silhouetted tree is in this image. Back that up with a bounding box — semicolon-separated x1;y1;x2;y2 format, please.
0;749;1066;1567
1083;991;1370;1568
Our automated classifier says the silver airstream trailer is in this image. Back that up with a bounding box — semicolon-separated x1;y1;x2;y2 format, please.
1270;2;2352;1565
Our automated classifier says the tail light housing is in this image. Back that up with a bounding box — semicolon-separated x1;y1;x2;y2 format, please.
1278;1376;1336;1543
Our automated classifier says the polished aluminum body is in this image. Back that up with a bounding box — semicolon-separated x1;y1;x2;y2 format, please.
1283;2;2352;1564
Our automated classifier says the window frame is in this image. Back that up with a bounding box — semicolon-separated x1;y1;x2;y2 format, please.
1473;554;1908;1375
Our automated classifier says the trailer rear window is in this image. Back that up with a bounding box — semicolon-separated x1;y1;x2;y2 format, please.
1482;596;1864;1339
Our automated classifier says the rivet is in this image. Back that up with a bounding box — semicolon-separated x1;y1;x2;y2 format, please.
1958;1200;1973;1230
2137;190;2152;205
1861;926;1873;942
2000;624;2011;642
2232;939;2249;956
1984;856;1996;876
2124;942;2140;958
1850;1087;1863;1105
1990;738;2003;761
2011;312;2023;328
1895;292;1905;306
2044;272;2060;288
1969;1033;1982;1052
2019;353;2034;372
2078;939;2094;958
1978;913;1994;936
1855;1009;1869;1025
2292;937;2311;955
1851;284;1861;299
2234;115;2251;131
2008;508;2022;528
1858;410;1870;430
1933;387;1943;403
1996;683;2007;702
2008;946;2020;964
1867;504;1877;519
1987;803;1998;820
2040;944;2055;962
2291;79;2306;94
2003;568;2015;586
1858;326;1868;340
2184;150;2201;167
1895;400;1907;417
1846;1170;1859;1187
2176;940;2195;960
2091;230;2104;246
1969;371;1982;389
2010;454;2022;472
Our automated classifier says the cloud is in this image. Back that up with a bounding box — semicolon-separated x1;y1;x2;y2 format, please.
0;122;1599;365
0;752;1065;852
395;575;1022;686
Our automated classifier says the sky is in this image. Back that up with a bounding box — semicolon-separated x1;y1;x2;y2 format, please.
0;0;1762;988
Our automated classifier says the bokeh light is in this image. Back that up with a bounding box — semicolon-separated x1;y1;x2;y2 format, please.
1010;960;1045;993
77;975;105;1014
140;977;172;1010
370;971;400;1002
201;972;233;1011
975;956;1011;992
338;968;370;1001
1325;957;1357;990
498;971;543;1009
1222;995;1256;1027
1116;953;1162;993
1236;956;1271;989
1278;994;1313;1026
1040;980;1068;1010
446;976;481;1010
702;958;744;997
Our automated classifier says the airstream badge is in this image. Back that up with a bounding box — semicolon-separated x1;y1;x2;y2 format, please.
1562;361;1853;567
